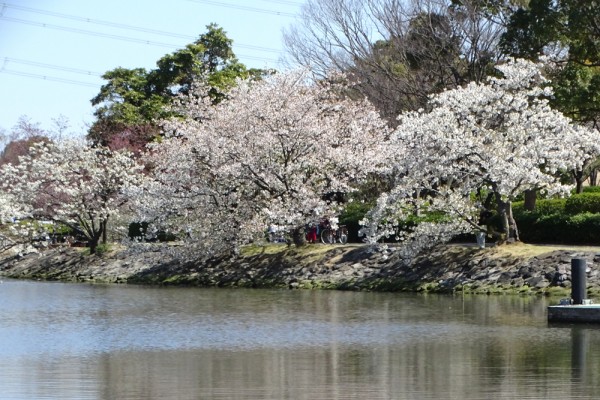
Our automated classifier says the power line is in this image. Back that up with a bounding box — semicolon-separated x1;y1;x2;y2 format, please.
0;69;100;88
0;54;278;87
0;16;180;48
3;3;193;39
0;45;280;90
257;0;304;6
2;57;103;77
1;2;282;54
0;2;291;92
0;16;279;64
183;0;297;17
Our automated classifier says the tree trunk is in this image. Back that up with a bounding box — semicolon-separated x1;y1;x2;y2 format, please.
573;170;585;194
414;189;421;217
496;194;519;243
524;189;537;211
88;237;99;255
101;218;108;244
590;168;598;187
88;227;104;255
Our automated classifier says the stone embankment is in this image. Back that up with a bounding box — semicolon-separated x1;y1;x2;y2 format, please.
1;242;600;296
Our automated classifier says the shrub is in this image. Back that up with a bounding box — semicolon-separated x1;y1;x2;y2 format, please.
516;212;600;244
582;186;600;193
534;198;567;215
513;198;566;216
156;230;178;242
93;243;112;256
500;193;600;244
565;213;600;244
565;193;600;214
128;222;149;240
339;201;374;243
512;209;539;232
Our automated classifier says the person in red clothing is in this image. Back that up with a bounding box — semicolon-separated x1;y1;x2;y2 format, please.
306;222;318;243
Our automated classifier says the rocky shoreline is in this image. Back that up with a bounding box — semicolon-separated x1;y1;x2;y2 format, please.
1;242;600;297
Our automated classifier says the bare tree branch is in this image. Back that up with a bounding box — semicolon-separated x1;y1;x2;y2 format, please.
283;0;508;123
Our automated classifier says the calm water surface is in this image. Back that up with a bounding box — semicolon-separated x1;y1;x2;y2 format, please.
1;279;599;399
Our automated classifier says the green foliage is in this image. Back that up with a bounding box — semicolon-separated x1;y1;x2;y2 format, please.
500;0;600;127
389;211;453;242
127;222;177;242
93;243;112;256
89;24;266;147
565;193;600;214
339;200;451;243
551;63;600;126
513;194;600;217
151;23;251;99
91;67;166;125
339;201;373;243
514;192;600;244
515;198;567;216
516;212;600;244
49;223;73;236
500;0;564;59
582;186;600;193
500;0;600;63
17;219;73;237
156;230;178;242
401;211;451;226
128;222;149;240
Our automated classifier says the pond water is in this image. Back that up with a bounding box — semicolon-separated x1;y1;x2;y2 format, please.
1;279;599;399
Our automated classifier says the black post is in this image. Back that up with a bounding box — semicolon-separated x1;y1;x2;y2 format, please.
571;258;587;305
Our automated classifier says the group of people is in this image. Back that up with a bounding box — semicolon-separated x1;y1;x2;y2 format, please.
267;217;336;244
305;218;333;243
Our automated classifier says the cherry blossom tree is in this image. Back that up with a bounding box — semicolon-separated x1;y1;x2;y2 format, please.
0;140;144;254
134;71;390;258
361;58;600;254
0;191;33;252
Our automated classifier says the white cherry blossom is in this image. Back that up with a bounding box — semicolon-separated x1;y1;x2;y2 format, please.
135;70;391;258
0;140;144;253
362;58;600;251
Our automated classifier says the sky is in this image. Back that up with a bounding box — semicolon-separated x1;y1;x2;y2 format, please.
0;0;304;137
